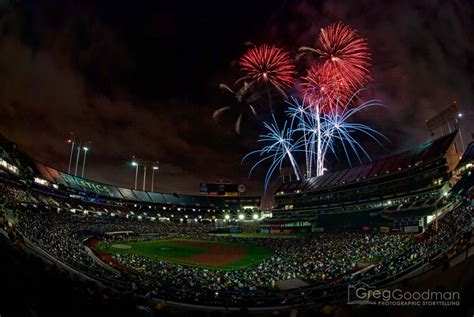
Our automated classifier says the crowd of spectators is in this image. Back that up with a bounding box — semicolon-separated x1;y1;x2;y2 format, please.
0;181;472;307
109;205;472;305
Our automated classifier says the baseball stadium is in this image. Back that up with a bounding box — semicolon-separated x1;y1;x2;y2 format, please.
1;2;474;317
1;127;473;316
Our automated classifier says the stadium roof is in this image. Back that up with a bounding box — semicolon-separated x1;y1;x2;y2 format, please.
277;131;457;194
32;160;261;208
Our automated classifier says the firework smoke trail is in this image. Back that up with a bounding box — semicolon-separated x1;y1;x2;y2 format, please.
213;82;258;134
242;115;302;192
299;22;371;104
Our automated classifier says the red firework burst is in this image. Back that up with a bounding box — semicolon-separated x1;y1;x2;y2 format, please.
301;64;349;111
316;22;371;96
239;44;296;94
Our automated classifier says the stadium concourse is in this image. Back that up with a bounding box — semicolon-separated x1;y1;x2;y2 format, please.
0;133;473;316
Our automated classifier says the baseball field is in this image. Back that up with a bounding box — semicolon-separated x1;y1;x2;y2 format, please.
98;238;274;270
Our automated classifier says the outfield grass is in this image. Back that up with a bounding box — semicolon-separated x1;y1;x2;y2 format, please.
97;238;274;270
210;232;312;238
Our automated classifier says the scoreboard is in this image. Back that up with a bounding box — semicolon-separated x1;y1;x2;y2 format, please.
199;183;246;196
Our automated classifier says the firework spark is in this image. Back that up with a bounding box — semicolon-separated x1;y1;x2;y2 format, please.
239;44;296;98
301;64;349;111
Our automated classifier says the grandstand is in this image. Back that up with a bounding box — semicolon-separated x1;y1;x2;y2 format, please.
266;132;461;233
0;134;261;222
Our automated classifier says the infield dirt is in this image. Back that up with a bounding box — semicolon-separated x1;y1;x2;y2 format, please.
171;240;247;266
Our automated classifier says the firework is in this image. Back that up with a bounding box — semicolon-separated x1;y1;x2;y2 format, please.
238;22;383;190
242;115;303;192
299;22;371;102
287;97;328;177
286;97;316;177
317;22;371;94
239;44;296;98
245;93;387;191
301;64;349;111
296;92;386;177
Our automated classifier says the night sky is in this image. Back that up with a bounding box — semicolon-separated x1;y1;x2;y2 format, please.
0;0;473;203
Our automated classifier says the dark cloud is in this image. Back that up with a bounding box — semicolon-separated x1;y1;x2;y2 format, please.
0;0;472;206
0;0;263;195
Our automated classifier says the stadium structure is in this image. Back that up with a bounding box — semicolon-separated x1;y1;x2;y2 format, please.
266;131;462;233
0;136;261;219
1;132;473;314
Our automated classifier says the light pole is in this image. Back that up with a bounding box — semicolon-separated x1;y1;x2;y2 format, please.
456;113;465;154
143;165;147;191
81;146;89;178
67;134;75;174
151;165;159;192
74;142;81;176
132;161;139;190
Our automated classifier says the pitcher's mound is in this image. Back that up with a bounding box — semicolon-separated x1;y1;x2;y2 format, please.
112;244;132;249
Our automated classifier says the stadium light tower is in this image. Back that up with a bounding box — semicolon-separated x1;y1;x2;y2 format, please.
151;164;159;192
143;165;147;191
74;142;81;176
131;161;139;190
455;112;466;153
81;146;89;178
67;133;75;174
